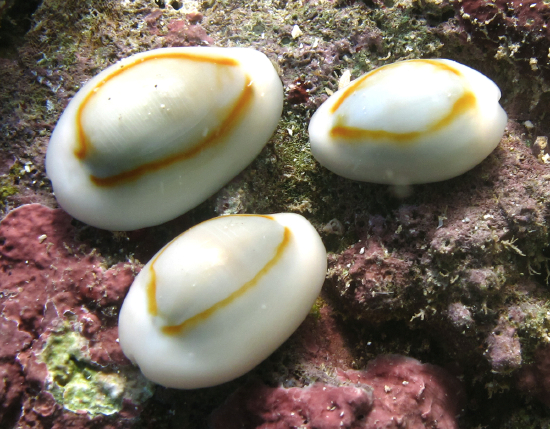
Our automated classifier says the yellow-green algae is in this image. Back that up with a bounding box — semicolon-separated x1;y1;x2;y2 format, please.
38;323;154;417
0;162;27;208
0;175;17;207
309;296;325;320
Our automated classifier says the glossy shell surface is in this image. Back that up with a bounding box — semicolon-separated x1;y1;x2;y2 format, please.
46;47;283;230
309;59;508;185
118;213;327;389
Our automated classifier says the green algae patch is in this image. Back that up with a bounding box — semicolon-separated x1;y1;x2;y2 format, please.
309;296;326;320
0;162;25;208
0;175;17;206
39;324;154;417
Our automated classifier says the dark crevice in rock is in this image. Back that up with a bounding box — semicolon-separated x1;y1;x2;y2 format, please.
0;0;43;58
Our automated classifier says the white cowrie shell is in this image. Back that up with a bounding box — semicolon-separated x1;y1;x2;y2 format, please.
118;213;327;389
46;47;283;230
309;59;507;185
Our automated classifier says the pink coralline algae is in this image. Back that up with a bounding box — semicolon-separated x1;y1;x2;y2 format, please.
445;303;474;329
0;204;152;428
211;355;464;429
145;10;213;46
164;19;213;46
211;382;374;429
326;238;414;324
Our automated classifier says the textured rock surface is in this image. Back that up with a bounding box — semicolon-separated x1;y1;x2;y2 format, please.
211;355;464;429
341;355;465;429
211;382;374;429
2;0;550;427
0;204;153;428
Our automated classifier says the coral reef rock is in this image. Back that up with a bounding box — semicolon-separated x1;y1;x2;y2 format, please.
0;204;153;428
211;355;464;429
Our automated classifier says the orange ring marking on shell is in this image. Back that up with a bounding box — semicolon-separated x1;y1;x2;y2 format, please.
74;51;252;187
144;215;289;336
328;60;474;145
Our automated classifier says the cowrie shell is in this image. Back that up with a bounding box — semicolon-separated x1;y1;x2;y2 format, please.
309;59;507;185
118;213;327;389
46;47;283;230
